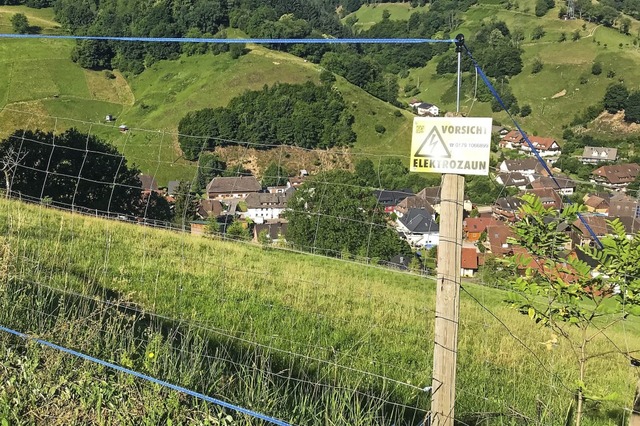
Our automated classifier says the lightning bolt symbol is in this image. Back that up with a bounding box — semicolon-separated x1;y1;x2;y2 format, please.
426;133;438;152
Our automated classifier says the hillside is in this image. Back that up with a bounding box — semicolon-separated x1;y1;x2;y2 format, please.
0;197;638;424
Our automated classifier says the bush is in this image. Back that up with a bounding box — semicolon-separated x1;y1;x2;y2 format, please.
531;58;543;74
520;104;532;117
591;62;602;75
375;124;386;134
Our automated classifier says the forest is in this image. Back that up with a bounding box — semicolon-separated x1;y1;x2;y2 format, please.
177;81;357;159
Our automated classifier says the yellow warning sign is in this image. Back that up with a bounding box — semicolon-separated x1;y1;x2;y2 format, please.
410;117;492;175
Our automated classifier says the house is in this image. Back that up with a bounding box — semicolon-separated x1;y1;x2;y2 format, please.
245;191;292;224
591;163;640;190
267;185;289;194
495;172;531;190
461;247;479;277
373;189;413;213
520;136;561;157
388;254;411;270
396;208;440;248
287;176;307;189
519;188;563;211
485;224;516;256
498;158;547;177
395;193;437;218
190;220;208;236
492;125;510;136
464;217;501;242
582;194;610;214
166;180;181;197
529;175;576;196
613;216;640;236
411;102;440;117
139;174;159;193
493;196;524;221
206;176;262;200
608;193;640;218
396;186;472;216
253;220;288;243
573;215;610;246
476;205;494;218
197;199;224;219
499;130;524;149
581;146;618;164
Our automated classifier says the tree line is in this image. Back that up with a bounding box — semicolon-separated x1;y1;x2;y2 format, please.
50;0;479;105
177;82;356;160
0;129;173;221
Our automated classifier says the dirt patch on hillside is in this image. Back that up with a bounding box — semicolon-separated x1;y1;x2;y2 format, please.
591;110;640;134
213;145;353;178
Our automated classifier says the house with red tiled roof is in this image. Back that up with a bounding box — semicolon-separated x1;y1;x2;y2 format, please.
485;224;516;255
520;136;560;157
573;215;610;246
499;130;524;149
591;163;640;190
583;194;609;214
461;247;479;277
464;217;501;242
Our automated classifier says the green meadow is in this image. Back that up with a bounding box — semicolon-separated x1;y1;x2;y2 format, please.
342;2;430;31
0;198;637;424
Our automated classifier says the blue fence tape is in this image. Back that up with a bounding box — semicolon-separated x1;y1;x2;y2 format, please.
0;324;293;426
0;34;455;44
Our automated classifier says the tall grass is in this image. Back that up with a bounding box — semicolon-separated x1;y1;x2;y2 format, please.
0;198;638;424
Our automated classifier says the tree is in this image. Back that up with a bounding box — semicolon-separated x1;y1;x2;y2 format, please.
284;170;411;260
572;29;581;41
172;181;198;226
591;62;602;75
195;153;226;192
520;104;532;117
261;162;289;187
603;83;629;113
140;191;173;222
624;91;640;123
11;13;29;34
0;129;141;215
531;25;545;40
531;57;543;74
502;194;640;426
226;220;251;240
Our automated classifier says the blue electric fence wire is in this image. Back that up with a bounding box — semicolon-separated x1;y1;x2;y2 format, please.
0;324;294;426
0;34;455;44
462;45;604;249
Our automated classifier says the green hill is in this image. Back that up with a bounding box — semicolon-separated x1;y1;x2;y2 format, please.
0;197;637;424
2;2;640;183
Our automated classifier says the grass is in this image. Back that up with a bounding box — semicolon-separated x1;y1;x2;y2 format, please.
342;3;429;32
0;197;638;424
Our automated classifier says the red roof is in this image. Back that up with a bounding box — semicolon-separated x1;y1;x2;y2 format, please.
528;136;557;150
464;217;500;233
500;130;524;143
461;248;478;269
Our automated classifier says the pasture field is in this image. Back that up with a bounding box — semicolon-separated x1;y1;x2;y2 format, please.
342;2;429;31
0;197;637;424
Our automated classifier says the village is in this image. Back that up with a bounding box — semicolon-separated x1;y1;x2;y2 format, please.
133;101;640;280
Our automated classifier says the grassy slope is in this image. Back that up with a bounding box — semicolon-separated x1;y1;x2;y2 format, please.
342;2;429;31
0;8;413;184
400;2;640;139
2;197;638;424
